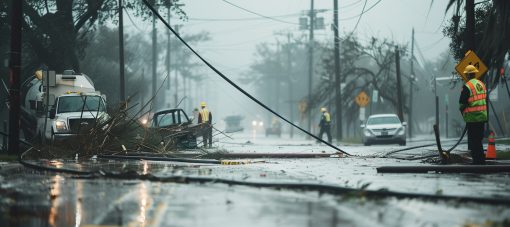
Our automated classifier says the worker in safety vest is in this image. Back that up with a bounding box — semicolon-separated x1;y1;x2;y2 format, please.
198;101;213;148
318;107;332;143
458;65;487;165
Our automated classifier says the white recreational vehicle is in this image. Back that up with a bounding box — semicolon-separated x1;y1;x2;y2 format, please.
22;70;108;143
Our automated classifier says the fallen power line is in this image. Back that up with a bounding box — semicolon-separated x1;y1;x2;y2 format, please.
377;164;510;174
17;148;510;207
141;0;351;156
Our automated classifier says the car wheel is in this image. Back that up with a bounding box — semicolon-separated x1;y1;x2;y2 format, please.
399;141;406;146
364;142;370;146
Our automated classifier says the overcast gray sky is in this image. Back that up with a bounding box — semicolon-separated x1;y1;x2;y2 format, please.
180;0;452;71
125;0;455;128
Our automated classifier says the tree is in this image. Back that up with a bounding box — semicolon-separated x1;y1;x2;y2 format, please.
79;26;210;107
444;0;510;68
315;36;411;136
0;0;184;77
245;35;310;125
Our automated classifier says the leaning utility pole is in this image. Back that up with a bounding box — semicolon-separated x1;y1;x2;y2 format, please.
333;0;342;141
395;46;404;121
8;0;22;155
409;28;414;138
152;10;158;108
119;0;125;102
307;0;315;137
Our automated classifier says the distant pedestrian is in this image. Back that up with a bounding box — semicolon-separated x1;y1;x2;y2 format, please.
459;65;487;165
198;101;213;148
318;107;332;143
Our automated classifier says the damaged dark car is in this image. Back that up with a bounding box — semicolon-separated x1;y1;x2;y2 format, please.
147;108;203;149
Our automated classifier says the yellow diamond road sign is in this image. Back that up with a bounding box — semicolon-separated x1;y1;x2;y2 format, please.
355;91;369;107
455;50;488;82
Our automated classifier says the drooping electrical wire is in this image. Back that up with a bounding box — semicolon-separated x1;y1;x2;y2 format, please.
188;13;300;22
339;0;382;21
141;0;351;155
221;0;299;25
352;0;368;33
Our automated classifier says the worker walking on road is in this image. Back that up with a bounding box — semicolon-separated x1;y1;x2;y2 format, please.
459;65;487;165
198;101;213;148
318;107;332;143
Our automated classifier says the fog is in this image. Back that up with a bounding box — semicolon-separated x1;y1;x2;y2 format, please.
154;0;452;135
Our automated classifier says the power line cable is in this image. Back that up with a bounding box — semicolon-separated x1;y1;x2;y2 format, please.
352;0;368;33
221;0;299;25
17;148;510;206
339;0;382;21
188;13;301;22
141;0;351;156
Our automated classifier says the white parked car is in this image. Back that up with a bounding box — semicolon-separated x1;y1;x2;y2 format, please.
361;114;407;146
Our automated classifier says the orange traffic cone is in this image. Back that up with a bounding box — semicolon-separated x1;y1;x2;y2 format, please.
486;131;496;159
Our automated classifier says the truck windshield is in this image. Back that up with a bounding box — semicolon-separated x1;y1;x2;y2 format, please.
57;96;105;113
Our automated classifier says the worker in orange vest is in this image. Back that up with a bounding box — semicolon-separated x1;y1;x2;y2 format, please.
458;65;487;165
198;101;213;148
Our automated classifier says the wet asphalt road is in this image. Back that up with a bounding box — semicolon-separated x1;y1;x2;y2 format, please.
1;134;510;226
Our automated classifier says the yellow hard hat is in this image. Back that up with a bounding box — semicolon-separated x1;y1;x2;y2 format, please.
200;101;206;107
34;70;43;80
320;107;326;112
464;65;479;74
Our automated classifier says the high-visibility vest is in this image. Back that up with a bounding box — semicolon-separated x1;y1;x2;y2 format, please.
324;112;331;122
462;79;487;122
200;108;210;123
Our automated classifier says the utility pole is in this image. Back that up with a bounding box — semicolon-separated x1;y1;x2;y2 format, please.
152;10;158;109
174;26;180;107
445;95;449;138
118;0;125;102
276;40;281;113
166;5;171;95
465;0;475;53
7;0;22;155
140;68;145;112
395;46;404;121
286;33;294;138
307;0;315;137
333;0;342;141
434;76;439;127
409;28;414;138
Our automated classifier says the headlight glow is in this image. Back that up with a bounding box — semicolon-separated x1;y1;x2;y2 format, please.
259;122;263;126
252;121;257;126
364;129;372;136
55;121;67;131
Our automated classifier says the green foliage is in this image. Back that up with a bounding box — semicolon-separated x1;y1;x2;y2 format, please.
0;0;186;83
444;0;510;67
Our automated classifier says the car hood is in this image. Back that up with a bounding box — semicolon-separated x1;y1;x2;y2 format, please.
366;123;402;130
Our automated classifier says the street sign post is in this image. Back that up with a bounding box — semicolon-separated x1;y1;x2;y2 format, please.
355;91;369;107
359;107;365;121
455;50;488;82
